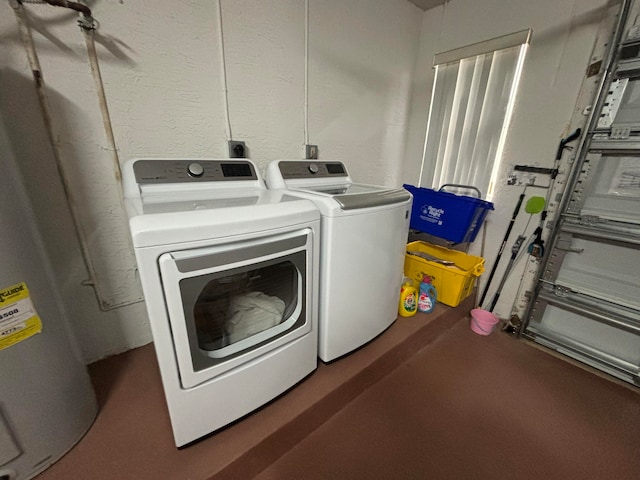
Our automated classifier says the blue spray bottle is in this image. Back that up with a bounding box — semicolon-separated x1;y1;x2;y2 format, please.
418;275;437;313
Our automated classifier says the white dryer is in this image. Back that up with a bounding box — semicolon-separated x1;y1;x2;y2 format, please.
265;160;412;362
123;158;319;447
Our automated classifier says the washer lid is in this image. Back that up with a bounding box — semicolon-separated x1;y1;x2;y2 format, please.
293;183;412;210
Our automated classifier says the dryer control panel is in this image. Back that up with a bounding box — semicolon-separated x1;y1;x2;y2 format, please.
278;161;348;179
133;159;258;185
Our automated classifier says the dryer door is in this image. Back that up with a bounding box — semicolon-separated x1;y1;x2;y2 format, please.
158;228;313;389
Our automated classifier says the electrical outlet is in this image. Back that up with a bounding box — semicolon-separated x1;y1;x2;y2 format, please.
228;140;247;158
305;144;318;160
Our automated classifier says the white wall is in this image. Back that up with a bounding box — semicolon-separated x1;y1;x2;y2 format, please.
1;0;614;362
403;0;613;318
0;0;423;362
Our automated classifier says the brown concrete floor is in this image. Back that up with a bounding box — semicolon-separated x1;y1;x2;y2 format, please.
257;319;640;480
36;299;470;480
35;297;640;480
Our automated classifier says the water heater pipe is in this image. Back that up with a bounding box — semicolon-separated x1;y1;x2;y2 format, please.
82;27;124;184
12;0;138;310
10;1;99;298
217;0;233;141
304;0;309;146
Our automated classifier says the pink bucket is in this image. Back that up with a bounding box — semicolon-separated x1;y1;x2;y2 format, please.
470;308;500;336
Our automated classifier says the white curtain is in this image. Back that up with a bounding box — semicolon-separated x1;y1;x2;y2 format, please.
420;40;528;200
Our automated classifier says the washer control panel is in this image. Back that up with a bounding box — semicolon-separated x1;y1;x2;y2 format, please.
133;159;258;185
279;161;348;179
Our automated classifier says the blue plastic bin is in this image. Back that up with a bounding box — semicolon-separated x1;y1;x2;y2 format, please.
403;184;494;243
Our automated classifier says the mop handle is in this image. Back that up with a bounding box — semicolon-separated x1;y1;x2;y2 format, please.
478;192;525;306
487;235;527;312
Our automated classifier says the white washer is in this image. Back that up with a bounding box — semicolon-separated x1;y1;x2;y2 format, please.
123;158;319;447
265;160;412;362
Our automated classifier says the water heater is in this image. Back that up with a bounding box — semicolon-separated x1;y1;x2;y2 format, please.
0;151;98;479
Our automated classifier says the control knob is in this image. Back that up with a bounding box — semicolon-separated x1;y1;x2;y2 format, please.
308;163;319;174
187;162;204;177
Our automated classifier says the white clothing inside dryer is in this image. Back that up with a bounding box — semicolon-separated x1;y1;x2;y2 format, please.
225;291;285;343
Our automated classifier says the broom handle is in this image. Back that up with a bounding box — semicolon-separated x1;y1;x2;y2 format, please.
478;192;525;306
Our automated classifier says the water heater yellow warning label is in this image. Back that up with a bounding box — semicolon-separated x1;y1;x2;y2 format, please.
0;282;42;351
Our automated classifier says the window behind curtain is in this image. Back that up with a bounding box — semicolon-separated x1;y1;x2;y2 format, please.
419;30;530;200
